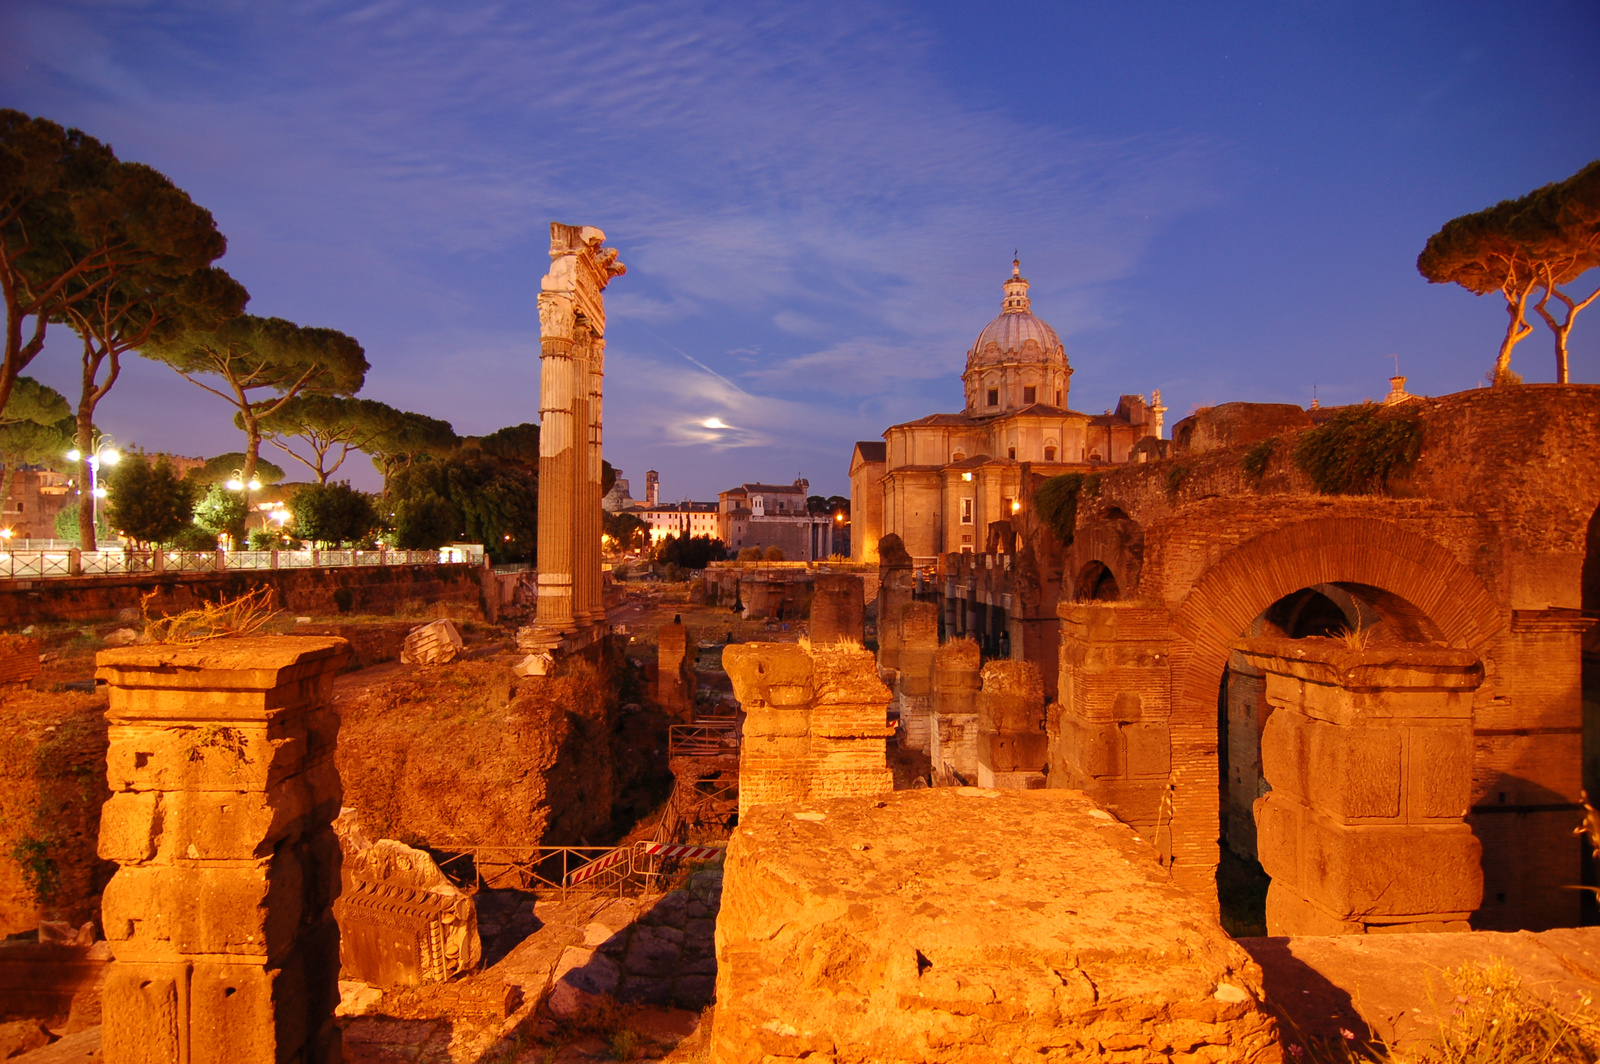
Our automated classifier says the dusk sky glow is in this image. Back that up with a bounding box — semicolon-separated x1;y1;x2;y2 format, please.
3;1;1596;499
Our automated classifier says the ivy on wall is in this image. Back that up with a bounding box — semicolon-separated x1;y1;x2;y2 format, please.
1035;473;1085;546
1241;439;1275;488
1292;406;1423;495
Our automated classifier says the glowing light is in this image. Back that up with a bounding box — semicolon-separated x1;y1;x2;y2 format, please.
1011;500;1021;513
0;528;11;540
702;417;728;430
248;479;261;491
66;449;81;462
961;472;973;481
226;478;244;491
93;487;108;499
100;450;119;466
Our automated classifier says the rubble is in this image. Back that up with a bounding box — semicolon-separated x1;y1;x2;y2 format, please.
401;618;464;664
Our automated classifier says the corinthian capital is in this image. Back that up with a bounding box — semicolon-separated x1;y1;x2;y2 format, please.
538;293;575;342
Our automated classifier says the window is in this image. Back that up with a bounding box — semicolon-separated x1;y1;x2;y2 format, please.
1007;447;1016;460
960;498;974;524
1045;447;1056;462
1023;386;1036;404
987;388;999;407
1055;390;1062;406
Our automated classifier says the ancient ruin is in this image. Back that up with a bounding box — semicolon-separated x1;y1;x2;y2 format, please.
94;636;350;1064
724;641;894;815
526;223;625;653
712;789;1281;1062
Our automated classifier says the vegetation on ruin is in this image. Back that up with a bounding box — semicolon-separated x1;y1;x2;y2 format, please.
141;584;279;644
7;834;58;904
1418;159;1599;385
1164;464;1191;501
1034;472;1085;546
1292;406;1423;495
1241;438;1275;488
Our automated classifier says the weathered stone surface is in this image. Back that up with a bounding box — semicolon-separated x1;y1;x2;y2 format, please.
809;574;865;645
1241;927;1600;1052
333;839;480;988
1239;637;1485;934
930;638;980;781
400;619;464;665
712;789;1281;1063
0;634;41;685
726;642;893;815
977;659;1046;788
94;636;350;1064
656;621;695;721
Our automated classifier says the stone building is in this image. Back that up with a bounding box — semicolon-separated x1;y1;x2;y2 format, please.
851;260;1165;565
629;500;721;545
0;468;73;540
718;478;835;560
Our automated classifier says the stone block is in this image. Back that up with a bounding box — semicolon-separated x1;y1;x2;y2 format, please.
1298;818;1482;920
1122;721;1171;776
1305;719;1401;821
1264;882;1363;937
809;574;865;644
1408;725;1473;819
1252;792;1302;892
98;792;160;864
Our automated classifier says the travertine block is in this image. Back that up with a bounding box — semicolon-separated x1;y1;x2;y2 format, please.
1239;637;1484;935
94;636;350;1064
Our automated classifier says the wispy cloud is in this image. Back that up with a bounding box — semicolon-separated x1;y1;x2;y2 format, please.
1;0;1218;495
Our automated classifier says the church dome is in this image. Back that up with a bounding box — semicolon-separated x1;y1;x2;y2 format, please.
966;260;1065;369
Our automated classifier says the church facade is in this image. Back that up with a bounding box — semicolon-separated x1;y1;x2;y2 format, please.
851;261;1165;564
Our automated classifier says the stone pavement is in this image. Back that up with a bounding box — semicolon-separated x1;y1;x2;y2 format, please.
1241;926;1600;1052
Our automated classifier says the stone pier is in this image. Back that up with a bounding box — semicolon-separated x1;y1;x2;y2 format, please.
896;602;939;752
529;223;625;652
930;639;981;782
976;659;1047;789
724;642;894;816
1237;637;1485;935
95;636;351;1064
656;619;696;722
808;573;865;644
1052;604;1173;835
875;534;913;672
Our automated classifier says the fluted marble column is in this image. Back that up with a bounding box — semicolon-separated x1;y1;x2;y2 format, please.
535;295;578;632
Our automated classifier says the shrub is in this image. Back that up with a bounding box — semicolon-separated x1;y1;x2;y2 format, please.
1241;439;1275;488
1164;464;1192;501
1292;406;1423;495
1034;473;1084;546
737;546;763;561
763;545;785;561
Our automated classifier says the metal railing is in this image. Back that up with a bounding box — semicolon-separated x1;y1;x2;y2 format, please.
0;546;473;580
667;717;742;759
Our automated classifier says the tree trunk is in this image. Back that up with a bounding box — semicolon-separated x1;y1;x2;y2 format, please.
75;415;95;551
1495;289;1533;385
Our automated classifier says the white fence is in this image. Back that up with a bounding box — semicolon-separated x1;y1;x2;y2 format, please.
0;546;475;580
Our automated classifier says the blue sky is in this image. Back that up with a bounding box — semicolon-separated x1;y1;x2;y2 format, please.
3;1;1596;499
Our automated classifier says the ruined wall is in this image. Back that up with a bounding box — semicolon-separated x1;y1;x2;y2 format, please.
335;653;624;848
1040;385;1600;922
895;602;939;752
712;789;1281;1063
0;689;113;937
724;642;893;815
809;574;864;644
0;562;483;626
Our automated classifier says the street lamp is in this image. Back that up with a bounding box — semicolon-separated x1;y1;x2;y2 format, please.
224;469;262;550
65;433;119;536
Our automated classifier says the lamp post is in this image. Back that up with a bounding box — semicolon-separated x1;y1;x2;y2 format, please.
65;433;119;548
224;469;261;550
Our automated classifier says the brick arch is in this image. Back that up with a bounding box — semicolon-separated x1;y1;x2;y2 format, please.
1159;516;1501;899
1067;520;1143;599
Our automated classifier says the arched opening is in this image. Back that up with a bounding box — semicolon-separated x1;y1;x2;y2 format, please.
1075;560;1120;602
1215;581;1448;935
